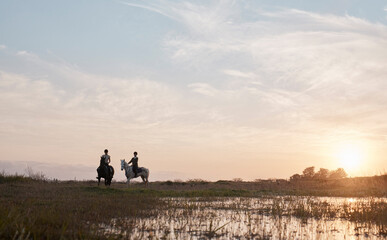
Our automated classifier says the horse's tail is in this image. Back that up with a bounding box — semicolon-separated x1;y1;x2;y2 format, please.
110;166;115;177
145;168;150;180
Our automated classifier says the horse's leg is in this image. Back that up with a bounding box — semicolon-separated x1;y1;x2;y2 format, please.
144;176;148;186
141;176;145;183
97;177;100;186
126;177;130;187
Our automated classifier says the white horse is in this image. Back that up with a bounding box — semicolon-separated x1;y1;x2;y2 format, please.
120;159;150;186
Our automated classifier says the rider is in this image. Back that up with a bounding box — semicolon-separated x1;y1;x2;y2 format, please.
128;151;139;177
101;149;111;176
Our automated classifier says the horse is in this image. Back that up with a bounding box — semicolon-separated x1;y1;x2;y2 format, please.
96;165;114;186
120;159;149;186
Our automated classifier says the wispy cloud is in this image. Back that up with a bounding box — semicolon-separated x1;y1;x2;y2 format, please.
16;50;29;55
157;2;387;152
188;82;218;97
118;1;178;21
0;55;182;127
222;69;256;79
120;1;387;139
120;0;238;35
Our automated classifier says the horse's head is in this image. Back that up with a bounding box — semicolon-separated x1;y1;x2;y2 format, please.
120;159;125;171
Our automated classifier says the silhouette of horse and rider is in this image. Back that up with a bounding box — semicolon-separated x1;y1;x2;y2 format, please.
96;149;114;186
96;149;149;186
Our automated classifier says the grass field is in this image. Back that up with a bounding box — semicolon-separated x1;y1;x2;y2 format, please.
131;174;387;197
0;173;386;239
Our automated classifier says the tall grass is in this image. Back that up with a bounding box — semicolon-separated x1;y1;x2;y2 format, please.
0;168;47;183
143;174;387;197
0;178;164;239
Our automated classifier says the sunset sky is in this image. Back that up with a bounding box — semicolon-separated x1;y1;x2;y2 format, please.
1;0;387;181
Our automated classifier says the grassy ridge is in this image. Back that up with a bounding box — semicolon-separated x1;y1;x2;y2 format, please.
2;171;386;197
0;180;162;239
118;174;387;197
0;174;386;239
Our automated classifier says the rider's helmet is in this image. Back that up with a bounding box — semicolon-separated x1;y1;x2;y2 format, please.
104;149;108;153
134;151;137;155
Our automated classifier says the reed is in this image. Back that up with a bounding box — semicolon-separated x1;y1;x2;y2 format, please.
0;177;163;239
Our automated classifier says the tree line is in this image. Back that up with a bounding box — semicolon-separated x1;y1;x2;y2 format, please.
290;166;347;181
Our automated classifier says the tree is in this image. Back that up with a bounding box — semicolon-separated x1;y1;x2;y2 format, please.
315;168;330;179
302;166;315;179
233;178;243;182
329;168;347;179
290;174;301;181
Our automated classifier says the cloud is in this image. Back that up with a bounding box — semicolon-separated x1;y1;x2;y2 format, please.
0;45;6;50
120;0;237;35
153;1;387;144
118;1;178;21
1;52;181;126
222;69;256;79
16;50;30;56
188;82;218;96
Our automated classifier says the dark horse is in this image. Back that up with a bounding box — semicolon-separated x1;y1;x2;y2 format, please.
97;157;114;186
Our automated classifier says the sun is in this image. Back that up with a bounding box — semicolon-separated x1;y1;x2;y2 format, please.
335;143;364;174
338;147;361;171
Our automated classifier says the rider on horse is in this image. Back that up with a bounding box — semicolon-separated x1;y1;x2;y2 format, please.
101;149;111;177
128;151;139;177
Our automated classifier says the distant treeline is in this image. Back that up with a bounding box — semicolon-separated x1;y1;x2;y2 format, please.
290;166;347;181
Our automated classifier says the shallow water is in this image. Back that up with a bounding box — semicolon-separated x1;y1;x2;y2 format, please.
102;196;387;239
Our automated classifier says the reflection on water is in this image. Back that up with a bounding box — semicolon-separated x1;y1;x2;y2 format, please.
102;197;387;239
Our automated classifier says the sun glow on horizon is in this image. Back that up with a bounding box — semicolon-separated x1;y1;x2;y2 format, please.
334;142;366;175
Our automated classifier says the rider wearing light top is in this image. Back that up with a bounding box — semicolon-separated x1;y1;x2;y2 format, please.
101;149;111;176
128;151;139;177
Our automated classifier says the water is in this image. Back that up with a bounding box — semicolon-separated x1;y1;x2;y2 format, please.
101;196;387;239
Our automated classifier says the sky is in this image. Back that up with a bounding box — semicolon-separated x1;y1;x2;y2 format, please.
0;0;387;181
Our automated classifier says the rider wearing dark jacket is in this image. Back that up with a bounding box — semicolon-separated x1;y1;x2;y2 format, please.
129;151;139;177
